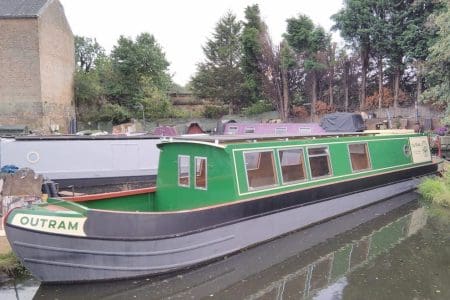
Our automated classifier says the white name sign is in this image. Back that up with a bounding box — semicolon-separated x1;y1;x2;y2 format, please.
409;136;431;164
11;213;86;236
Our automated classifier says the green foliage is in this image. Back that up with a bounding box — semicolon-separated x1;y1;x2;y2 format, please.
422;0;450;119
419;174;450;208
331;0;372;50
74;34;174;126
241;4;265;102
190;12;247;113
96;103;131;125
74;36;105;72
74;69;103;105
285;15;330;113
110;33;171;104
202;105;228;119
0;252;29;278
242;101;274;116
401;0;439;63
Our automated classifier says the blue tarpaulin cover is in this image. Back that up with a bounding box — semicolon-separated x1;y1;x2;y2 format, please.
320;113;366;132
1;165;19;174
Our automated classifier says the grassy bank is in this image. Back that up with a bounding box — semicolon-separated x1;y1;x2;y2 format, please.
418;164;450;208
0;251;28;278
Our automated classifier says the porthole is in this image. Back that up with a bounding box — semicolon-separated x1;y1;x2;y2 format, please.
403;145;411;156
27;151;40;164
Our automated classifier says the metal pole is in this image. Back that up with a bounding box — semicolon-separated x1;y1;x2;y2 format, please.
142;108;146;131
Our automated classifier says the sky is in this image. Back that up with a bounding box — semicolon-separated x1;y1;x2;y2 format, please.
59;0;344;85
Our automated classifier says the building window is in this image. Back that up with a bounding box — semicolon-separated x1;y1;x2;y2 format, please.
178;155;190;187
308;147;332;178
278;148;306;184
244;151;277;189
195;157;207;189
244;127;255;134
275;127;287;135
348;143;371;171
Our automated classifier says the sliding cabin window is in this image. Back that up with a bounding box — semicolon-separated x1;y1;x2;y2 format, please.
228;125;238;134
275;127;287;135
299;128;311;135
244;151;278;189
244;127;255;134
178;155;190;187
308;147;332;178
348;143;371;171
278;148;306;184
195;157;207;189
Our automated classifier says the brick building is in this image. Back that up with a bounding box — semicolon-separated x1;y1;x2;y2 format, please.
0;0;75;133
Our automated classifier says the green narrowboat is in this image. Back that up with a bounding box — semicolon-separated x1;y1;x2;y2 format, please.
4;131;440;282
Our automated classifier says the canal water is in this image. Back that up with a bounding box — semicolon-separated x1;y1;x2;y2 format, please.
1;192;449;300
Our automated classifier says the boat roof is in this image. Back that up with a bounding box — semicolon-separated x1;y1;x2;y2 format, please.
162;131;389;145
159;130;420;146
7;134;162;141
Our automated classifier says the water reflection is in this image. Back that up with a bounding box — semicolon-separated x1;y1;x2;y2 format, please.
3;192;449;300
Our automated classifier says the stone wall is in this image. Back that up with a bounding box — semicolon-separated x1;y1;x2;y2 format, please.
0;18;43;129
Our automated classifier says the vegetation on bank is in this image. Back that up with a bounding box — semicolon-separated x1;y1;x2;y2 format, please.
0;251;28;278
75;0;450;126
418;165;450;208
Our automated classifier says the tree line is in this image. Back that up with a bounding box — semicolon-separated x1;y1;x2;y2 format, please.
75;0;450;124
74;33;185;125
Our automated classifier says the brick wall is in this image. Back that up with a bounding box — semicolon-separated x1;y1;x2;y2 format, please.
0;18;43;129
0;0;75;133
38;0;75;132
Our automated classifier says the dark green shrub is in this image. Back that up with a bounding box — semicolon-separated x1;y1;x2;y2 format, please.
242;101;274;116
203;105;228;119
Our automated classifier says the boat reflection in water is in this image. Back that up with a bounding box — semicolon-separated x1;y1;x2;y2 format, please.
35;192;426;299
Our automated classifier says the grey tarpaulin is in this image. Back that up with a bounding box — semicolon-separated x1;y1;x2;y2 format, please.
320;113;366;132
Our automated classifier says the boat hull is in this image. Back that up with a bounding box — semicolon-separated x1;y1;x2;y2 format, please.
6;177;422;283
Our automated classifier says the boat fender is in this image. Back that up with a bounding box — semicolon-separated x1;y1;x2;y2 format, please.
42;180;58;197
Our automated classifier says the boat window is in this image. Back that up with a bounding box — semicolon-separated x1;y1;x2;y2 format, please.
195;157;207;189
278;148;306;184
348;143;371;171
275;127;287;135
299;128;311;135
244;127;255;134
308;147;332;178
178;155;190;187
228;125;238;134
244;151;278;189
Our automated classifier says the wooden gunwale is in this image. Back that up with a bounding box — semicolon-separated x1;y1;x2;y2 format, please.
64;187;156;202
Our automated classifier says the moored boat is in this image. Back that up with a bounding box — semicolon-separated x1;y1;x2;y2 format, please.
4;131;440;283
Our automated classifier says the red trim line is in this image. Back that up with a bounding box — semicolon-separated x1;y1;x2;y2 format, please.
64;187;156;202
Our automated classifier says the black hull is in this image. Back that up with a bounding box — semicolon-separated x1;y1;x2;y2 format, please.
84;163;438;239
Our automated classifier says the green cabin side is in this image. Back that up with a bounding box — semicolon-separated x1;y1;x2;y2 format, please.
154;141;237;211
153;133;431;211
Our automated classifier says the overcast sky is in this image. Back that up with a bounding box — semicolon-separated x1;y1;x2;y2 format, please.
59;0;344;85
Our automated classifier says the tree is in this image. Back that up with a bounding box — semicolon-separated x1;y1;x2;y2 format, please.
241;4;265;102
190;12;246;113
285;15;329;117
110;33;171;105
422;0;450;120
369;0;392;110
74;36;104;73
401;0;440;103
332;0;373;109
